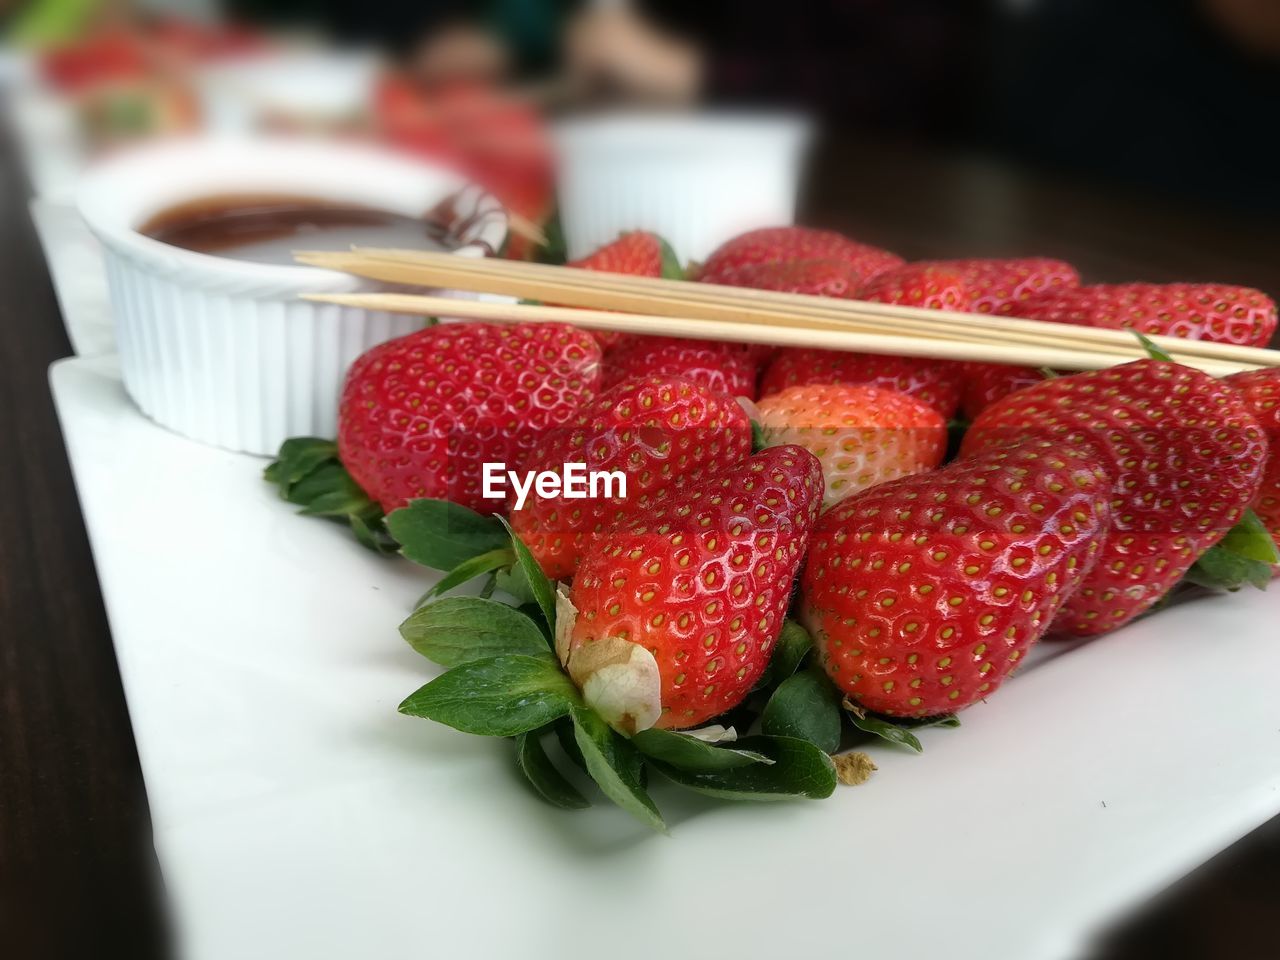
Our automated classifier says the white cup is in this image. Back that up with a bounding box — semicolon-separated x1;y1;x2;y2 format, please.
553;113;812;265
77;136;507;456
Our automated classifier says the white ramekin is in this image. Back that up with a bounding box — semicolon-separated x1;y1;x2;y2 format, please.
552;113;812;264
77;137;507;456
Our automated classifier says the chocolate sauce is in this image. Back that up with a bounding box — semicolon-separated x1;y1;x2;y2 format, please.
139;194;453;265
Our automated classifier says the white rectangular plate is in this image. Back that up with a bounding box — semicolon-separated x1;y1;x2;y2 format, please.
51;353;1280;960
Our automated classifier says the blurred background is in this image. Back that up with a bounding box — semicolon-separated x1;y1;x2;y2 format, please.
1;2;1278;958
3;0;1279;227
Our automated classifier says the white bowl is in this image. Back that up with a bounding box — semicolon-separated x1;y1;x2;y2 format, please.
553;113;811;264
195;49;382;134
77;136;506;456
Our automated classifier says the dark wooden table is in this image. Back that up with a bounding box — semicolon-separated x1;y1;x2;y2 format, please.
2;127;1278;960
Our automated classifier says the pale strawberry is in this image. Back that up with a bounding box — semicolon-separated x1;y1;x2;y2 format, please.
756;383;946;509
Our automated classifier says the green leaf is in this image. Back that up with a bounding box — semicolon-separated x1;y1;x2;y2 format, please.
496;564;535;606
1219;510;1280;564
651;735;837;801
772;620;815;680
1185;509;1278;592
750;419;768;454
400;597;551;667
266;437;339;489
264;436;395;553
570;707;666;832
386;500;509;572
761;669;842;753
532;210;567;266
906;713;961;730
554;717;589;774
399;655;580;736
657;235;685;280
497;516;556;632
350;513;398;554
848;713;924;753
1185;547;1274;592
286;461;375;515
631;728;773;772
1133;331;1175;362
515;731;590;809
415;548;516;606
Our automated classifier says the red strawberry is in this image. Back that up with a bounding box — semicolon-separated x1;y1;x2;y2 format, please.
756;384;946;509
566;232;678;349
338;322;601;514
698;226;903;286
962;360;1268;635
703;258;864;365
1020;283;1277;347
568;445;824;729
603;336;759;400
704;258;862;299
760;349;963;419
960;363;1048;420
1225;369;1280;554
510;376;753;580
920;258;1080;315
569;230;673;277
802;441;1110;716
859;264;973;312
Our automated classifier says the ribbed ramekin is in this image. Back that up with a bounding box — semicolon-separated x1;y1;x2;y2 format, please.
553;114;811;264
77;137;507;456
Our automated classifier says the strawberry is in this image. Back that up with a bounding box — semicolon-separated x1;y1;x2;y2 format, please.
802;441;1111;716
698;226;903;286
510;376;753;579
704;258;862;299
919;258;1080;315
756;384;946;510
760;349;963;419
566;232;680;349
338;322;601;514
1020;283;1277;347
859;263;973;312
1225;369;1280;554
960;363;1048;420
569;230;674;277
568;445;824;729
603;336;759;401
962;360;1268;635
703;258;864;365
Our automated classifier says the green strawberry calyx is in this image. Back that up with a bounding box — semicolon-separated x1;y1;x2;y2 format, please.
394;519;843;832
264;437;397;554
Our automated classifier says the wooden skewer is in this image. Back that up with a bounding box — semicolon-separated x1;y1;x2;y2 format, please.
295;248;1280;371
301;291;1255;377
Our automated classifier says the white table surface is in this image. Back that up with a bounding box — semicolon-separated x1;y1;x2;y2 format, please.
50;351;1280;960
